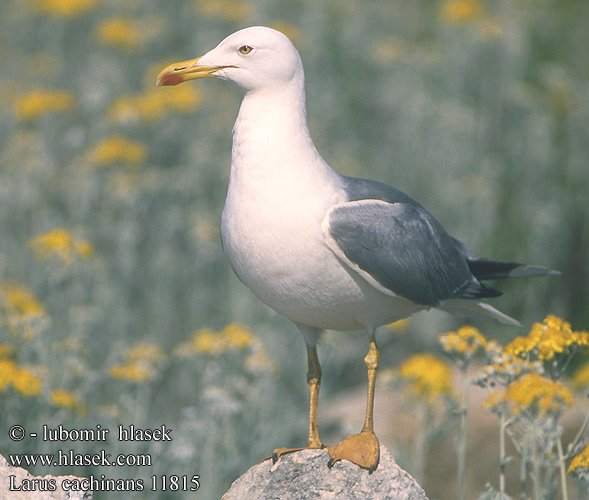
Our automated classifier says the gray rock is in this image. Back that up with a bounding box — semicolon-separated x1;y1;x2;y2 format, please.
221;444;429;500
0;454;92;500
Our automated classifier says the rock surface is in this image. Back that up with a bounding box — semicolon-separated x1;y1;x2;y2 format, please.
0;454;92;500
221;444;429;500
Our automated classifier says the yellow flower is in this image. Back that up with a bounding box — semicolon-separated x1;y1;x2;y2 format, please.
109;342;166;383
126;342;166;363
96;17;141;51
195;0;255;21
13;370;42;397
51;389;82;411
89;136;147;167
191;328;226;355
0;283;44;318
0;360;14;391
477;351;542;388
504;335;537;358
568;443;589;475
174;323;258;357
109;84;202;124
505;315;589;362
109;363;152;383
29;228;69;261
222;323;254;349
95;16;166;51
0;283;45;341
481;391;504;413
28;228;93;264
31;0;98;18
76;241;94;259
439;325;486;366
498;373;573;418
7;363;43;397
398;353;454;402
440;0;484;24
14;90;75;121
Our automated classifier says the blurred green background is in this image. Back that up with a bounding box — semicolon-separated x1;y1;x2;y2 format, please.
1;0;587;499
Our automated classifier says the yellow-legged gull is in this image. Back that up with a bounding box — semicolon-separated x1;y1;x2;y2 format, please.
156;26;557;472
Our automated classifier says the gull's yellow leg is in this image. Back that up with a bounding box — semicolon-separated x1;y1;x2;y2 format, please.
272;345;323;462
328;334;380;472
362;335;379;434
305;345;323;448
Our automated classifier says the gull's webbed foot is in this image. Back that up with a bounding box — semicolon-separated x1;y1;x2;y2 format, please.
327;429;380;473
271;441;324;464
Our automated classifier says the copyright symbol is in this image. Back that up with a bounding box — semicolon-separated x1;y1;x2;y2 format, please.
9;425;25;441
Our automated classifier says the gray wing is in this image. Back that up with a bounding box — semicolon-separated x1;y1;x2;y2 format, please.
322;198;495;306
342;176;558;282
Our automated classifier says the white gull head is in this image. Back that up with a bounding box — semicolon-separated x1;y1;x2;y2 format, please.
157;27;304;93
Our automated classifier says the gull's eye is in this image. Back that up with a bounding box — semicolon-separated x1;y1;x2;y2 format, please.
238;45;253;55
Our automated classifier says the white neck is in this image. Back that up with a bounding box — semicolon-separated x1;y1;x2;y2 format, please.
226;77;344;211
232;79;317;169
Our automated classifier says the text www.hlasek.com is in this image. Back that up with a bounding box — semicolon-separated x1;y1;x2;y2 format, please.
8;449;151;468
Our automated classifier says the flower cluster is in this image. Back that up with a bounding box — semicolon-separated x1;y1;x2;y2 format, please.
95;17;142;51
28;228;94;266
483;373;573;418
50;389;86;415
94;16;165;52
14;90;75;121
175;323;255;357
89;136;147;167
108;80;202;124
31;0;98;18
568;443;589;478
0;282;46;341
174;323;276;373
440;0;484;24
0;283;44;320
109;342;166;383
439;325;487;368
0;360;42;397
505;315;589;362
396;353;454;403
475;342;543;389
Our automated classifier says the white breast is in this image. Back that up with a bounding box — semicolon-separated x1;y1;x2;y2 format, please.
219;86;424;331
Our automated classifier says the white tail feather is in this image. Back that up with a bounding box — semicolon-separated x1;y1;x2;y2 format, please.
439;299;522;327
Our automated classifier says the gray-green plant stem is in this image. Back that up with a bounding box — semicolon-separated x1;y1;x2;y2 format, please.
566;410;589;459
519;453;527;500
412;403;429;483
531;444;541;500
557;437;569;500
457;366;468;500
499;411;507;498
